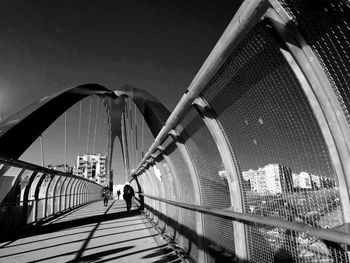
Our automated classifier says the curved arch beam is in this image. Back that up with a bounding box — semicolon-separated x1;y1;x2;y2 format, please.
0;83;115;159
0;83;170;188
109;85;170;178
114;84;170;138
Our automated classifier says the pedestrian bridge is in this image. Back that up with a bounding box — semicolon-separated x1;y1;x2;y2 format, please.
1;1;350;262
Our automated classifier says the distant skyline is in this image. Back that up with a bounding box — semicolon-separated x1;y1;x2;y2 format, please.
0;1;237;184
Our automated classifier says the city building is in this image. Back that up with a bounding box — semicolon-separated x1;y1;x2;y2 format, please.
242;164;293;194
292;172;335;190
74;154;107;185
293;172;312;189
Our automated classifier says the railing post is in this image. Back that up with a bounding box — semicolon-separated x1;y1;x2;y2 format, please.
76;180;83;205
160;151;185;246
64;177;74;211
266;3;350;223
194;97;248;261
69;179;75;208
22;171;38;224
87;183;92;202
44;174;55;218
139;172;152;216
2;168;25;204
52;176;62;214
59;177;69;213
132;176;144;211
33;173;47;222
152;158;172;231
83;182;88;203
144;169;157;220
71;179;79;207
168;130;206;263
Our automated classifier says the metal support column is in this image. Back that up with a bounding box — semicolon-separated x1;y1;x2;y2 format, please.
266;4;350;223
168;130;205;263
194;97;248;261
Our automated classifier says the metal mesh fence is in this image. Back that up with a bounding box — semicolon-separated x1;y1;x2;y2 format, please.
138;174;150;215
158;158;181;241
162;136;185;245
278;0;350;126
149;160;167;229
133;2;350;262
201;22;344;262
176;107;235;262
165;137;199;261
145;170;157;221
245;222;349;263
154;160;169;231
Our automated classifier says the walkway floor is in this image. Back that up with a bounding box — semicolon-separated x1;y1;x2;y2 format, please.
0;200;182;263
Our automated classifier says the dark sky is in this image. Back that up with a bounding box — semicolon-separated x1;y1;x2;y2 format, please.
0;0;236;119
0;0;237;184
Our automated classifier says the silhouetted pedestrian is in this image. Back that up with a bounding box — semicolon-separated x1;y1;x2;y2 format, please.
123;184;134;211
103;188;110;206
117;189;121;200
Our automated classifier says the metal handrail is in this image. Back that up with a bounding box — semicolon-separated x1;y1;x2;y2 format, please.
139;193;350;246
131;0;270;176
0;155;102;187
0;192;100;207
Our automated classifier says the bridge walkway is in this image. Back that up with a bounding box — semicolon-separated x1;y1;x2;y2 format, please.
0;200;181;263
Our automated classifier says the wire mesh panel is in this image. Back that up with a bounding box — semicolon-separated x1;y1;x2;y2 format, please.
145;170;158;221
140;173;151;216
26;172;44;223
176;108;235;262
0;168;31;233
57;178;65;211
149;162;166;228
140;173;152;216
147;168;161;223
37;174;52;220
162;137;185;245
19;170;34;203
279;1;350;126
53;176;64;213
153;157;170;231
62;178;72;211
0;166;22;202
153;162;167;227
159;157;182;242
165;137;199;261
138;174;148;208
201;22;345;262
66;179;76;210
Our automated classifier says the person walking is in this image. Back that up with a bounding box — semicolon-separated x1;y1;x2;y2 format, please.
117;189;121;200
103;188;110;206
123;184;134;211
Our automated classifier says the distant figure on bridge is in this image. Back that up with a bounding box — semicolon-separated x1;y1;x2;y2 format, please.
117;189;121;200
123;184;135;211
102;187;110;207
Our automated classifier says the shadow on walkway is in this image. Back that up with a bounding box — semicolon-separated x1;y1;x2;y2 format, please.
0;201;139;243
0;201;181;263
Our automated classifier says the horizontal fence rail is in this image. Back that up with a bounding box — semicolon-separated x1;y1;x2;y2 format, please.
138;193;350;246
